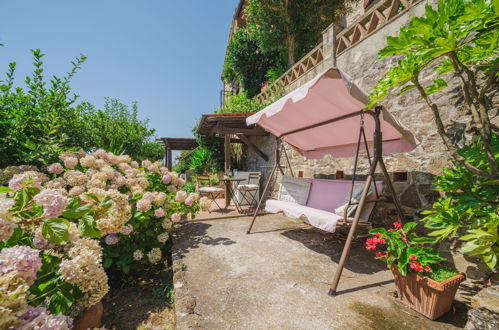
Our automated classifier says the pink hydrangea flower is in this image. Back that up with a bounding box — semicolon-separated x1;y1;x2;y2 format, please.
119;224;133;235
33;189;68;218
68;186;85;197
105;234;119;245
47;163;64;174
17;306;73;329
176;178;185;187
143;192;156;202
154;208;165;218
171;213;181;223
63;157;78;169
175;190;187;203
185;196;194;206
136;198;152;212
0;246;42;285
8;171;47;191
161;174;172;184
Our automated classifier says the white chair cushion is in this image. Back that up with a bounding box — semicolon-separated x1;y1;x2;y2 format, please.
237;184;259;191
199;187;224;193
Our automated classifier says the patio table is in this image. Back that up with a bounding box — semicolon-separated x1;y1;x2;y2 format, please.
220;177;245;213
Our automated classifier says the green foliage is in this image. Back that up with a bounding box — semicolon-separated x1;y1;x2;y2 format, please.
224;29;281;97
266;65;287;83
188;147;219;174
245;0;351;66
422;135;499;270
426;265;459;282
81;98;164;161
368;0;498;108
0;50;163;168
0;49;88;167
367;0;498;271
193;129;224;174
28;254;83;315
217;91;266;113
367;222;452;280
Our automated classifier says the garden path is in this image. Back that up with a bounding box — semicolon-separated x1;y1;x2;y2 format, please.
173;215;468;329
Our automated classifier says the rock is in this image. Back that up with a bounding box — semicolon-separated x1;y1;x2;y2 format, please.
466;286;499;330
177;296;196;314
73;301;104;330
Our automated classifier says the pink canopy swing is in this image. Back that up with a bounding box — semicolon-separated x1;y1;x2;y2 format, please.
245;68;418;296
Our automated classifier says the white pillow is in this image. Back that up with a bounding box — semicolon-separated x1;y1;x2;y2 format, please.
278;176;311;205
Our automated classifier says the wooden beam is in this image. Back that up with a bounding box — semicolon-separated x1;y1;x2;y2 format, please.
236;134;269;161
216;127;268;136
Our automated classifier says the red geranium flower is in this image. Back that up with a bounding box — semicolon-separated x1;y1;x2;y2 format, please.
410;255;416;260
375;252;383;258
375;232;381;237
388;228;393;232
424;265;431;272
409;261;423;272
393;222;402;229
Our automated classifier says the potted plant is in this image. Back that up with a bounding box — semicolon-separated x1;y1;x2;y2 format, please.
366;222;466;320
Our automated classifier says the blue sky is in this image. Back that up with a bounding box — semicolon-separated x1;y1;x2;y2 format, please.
0;0;239;140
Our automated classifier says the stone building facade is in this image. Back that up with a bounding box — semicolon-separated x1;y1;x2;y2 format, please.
240;0;475;223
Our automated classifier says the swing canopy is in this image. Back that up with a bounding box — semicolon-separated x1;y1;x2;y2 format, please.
247;68;418;159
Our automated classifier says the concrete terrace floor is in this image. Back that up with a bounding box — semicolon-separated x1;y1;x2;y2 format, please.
172;214;469;329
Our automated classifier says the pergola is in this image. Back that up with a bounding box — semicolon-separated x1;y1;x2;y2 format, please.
157;137;198;170
196;113;269;173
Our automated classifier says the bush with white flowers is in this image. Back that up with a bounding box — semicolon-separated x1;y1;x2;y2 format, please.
0;149;204;328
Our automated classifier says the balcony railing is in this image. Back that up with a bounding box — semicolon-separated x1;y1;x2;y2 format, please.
256;42;324;103
336;0;421;55
256;0;421;103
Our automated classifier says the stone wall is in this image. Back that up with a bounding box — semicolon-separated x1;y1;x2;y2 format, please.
241;0;449;219
238;0;497;282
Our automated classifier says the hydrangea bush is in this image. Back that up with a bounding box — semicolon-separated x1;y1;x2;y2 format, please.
0;149;209;328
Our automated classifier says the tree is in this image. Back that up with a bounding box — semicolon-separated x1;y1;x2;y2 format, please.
0;50;164;167
82;98;164;161
367;0;498;270
368;0;498;180
245;0;351;66
224;29;280;97
0;49;88;167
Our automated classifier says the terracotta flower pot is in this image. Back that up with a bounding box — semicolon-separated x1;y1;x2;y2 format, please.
391;266;465;320
73;301;103;330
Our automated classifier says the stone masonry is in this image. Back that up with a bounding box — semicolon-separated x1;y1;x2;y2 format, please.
238;0;497;278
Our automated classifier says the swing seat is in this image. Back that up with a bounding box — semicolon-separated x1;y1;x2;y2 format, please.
265;178;382;233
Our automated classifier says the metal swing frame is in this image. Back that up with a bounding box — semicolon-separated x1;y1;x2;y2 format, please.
246;106;405;296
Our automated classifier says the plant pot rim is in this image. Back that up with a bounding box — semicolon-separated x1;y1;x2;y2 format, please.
391;266;466;291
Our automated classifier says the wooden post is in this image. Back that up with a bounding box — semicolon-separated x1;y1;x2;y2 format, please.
224;134;231;207
329;174;373;296
167;148;172;171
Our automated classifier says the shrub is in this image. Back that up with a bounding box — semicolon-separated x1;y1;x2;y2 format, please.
0;149;206;326
0;50;164;168
422;135;499;270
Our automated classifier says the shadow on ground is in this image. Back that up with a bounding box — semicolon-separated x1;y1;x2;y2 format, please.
280;227;387;275
175;222;236;253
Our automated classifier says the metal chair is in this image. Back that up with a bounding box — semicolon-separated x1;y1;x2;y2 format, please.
236;172;261;213
196;174;224;212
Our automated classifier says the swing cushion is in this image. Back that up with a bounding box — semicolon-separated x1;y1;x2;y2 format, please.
265;178;382;233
